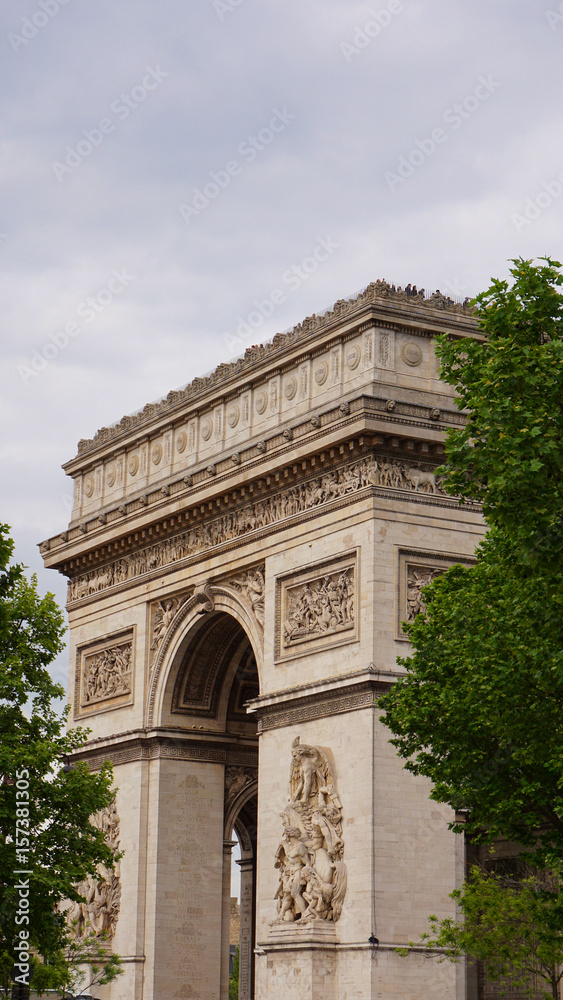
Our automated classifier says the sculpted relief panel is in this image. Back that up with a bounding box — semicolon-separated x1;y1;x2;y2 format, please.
273;738;346;926
75;631;134;717
405;565;443;624
225;765;258;815
397;549;476;638
227;566;265;629
277;556;356;660
149;593;192;668
67;799;121;939
67;455;447;603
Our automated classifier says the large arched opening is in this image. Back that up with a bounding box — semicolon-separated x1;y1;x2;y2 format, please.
154;601;260;1000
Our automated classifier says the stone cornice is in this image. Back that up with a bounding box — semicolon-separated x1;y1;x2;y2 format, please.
67;727;258;770
247;665;398;732
67;283;477;465
41;391;469;565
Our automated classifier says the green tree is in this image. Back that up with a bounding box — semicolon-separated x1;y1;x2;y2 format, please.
0;524;118;996
379;258;563;869
437;256;563;568
415;866;563;1000
31;929;122;998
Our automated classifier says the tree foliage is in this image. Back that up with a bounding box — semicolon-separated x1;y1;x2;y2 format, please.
437;256;563;567
379;258;563;869
0;524;117;995
416;866;563;1000
31;929;122;998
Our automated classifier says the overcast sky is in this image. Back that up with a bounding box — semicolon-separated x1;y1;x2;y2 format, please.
1;0;562;690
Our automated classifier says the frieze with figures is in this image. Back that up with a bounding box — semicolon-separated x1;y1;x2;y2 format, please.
67;455;447;603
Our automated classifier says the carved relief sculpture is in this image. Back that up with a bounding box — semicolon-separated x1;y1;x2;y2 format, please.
82;640;132;706
273;737;347;925
226;566;265;629
283;568;354;647
224;765;258;812
149;594;191;666
406;565;443;622
67;456;446;602
67;800;121;939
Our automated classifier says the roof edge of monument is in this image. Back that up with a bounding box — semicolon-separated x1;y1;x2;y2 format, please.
69;279;478;464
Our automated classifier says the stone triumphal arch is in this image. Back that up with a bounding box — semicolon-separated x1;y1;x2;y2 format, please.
41;281;484;999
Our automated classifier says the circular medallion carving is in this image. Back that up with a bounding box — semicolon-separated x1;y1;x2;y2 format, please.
401;341;423;366
106;465;116;488
201;419;213;441
346;345;361;370
255;391;268;415
128;455;139;476
284;376;298;400
314;361;329;386
227;405;240;429
176;431;187;454
152;442;163;465
84;476;94;498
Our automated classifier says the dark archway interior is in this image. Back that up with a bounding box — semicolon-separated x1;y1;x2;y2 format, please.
171;611;259;733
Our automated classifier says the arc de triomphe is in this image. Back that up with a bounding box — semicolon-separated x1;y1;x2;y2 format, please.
41;281;483;1000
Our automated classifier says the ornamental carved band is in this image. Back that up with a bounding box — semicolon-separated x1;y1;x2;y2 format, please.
273;737;347;925
67;455;446;602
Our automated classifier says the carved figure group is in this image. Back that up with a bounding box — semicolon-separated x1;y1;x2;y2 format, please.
406;566;443;622
83;642;132;704
229;567;265;629
68;456;444;602
67;802;121;939
150;596;189;664
273;738;347;925
283;569;354;645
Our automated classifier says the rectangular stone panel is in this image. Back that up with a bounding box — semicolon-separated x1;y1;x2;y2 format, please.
275;552;358;662
75;628;135;718
397;548;475;639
